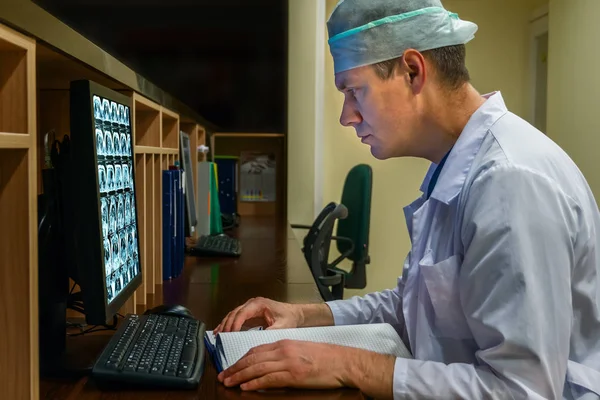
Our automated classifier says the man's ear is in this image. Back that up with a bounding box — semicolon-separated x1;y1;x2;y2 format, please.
401;49;427;94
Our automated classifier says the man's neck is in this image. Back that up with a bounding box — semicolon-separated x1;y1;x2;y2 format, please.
423;84;486;164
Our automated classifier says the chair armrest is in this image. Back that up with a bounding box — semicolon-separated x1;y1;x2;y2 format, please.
329;236;355;268
290;224;312;230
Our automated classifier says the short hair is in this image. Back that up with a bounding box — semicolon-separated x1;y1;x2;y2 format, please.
373;44;470;90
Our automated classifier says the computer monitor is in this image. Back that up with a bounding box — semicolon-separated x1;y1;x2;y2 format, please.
69;80;142;325
179;131;197;236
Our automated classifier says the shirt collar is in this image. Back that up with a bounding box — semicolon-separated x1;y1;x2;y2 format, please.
420;91;508;204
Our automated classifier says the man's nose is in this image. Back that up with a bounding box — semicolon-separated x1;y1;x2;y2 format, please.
340;100;362;127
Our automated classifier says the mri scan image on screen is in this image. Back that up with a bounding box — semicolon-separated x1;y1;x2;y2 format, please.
93;95;141;304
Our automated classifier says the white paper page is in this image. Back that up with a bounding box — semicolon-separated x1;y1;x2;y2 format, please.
206;323;411;370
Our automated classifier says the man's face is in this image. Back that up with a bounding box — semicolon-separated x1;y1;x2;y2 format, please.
335;63;422;160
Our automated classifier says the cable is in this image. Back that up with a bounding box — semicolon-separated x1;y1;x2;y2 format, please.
67;327;116;337
68;304;85;314
66;315;118;337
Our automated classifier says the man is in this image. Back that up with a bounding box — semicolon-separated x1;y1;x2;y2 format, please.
213;0;600;398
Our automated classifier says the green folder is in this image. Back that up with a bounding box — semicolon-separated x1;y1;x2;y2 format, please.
209;162;223;235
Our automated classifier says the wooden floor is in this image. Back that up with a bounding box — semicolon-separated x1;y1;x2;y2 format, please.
39;215;365;399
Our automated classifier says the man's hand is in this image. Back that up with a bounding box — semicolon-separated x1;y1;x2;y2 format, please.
217;340;396;398
213;297;334;334
214;297;303;334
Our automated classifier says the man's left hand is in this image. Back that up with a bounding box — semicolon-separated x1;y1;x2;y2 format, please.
217;340;363;392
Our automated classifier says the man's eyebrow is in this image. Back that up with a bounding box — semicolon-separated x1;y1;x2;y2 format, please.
335;79;348;91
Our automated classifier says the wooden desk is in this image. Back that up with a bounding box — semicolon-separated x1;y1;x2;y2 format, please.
40;216;365;399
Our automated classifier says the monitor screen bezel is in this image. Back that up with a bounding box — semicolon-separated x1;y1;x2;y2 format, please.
70;80;143;325
179;130;197;235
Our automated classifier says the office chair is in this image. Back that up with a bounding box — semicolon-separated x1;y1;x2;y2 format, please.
296;202;349;301
329;164;372;289
292;164;372;296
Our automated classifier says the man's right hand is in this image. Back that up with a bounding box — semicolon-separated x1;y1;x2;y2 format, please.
213;297;303;334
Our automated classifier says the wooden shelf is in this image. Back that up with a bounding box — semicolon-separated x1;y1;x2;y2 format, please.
0;25;34;135
145;155;155;297
134;146;179;155
134;145;162;154
161;108;179;150
134;153;146;307
134;96;161;148
0;132;31;148
0;149;37;400
133;93;161;112
0;23;38;400
154;155;163;288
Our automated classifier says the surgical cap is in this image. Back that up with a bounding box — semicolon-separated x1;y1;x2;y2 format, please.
327;0;478;74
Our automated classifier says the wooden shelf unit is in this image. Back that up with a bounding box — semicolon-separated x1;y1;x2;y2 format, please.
0;16;211;396
131;95;185;309
0;23;38;400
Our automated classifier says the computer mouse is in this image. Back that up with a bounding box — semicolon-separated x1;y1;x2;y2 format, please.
144;304;194;319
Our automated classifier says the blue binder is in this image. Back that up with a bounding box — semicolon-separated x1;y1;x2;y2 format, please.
162;170;174;281
173;170;185;277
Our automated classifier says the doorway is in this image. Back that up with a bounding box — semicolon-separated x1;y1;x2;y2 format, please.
530;5;549;133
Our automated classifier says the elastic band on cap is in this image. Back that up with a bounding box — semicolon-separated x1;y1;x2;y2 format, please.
328;6;459;44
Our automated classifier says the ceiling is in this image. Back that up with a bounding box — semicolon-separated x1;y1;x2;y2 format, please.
34;0;288;132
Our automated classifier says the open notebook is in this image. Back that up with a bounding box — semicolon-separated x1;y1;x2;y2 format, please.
204;323;412;373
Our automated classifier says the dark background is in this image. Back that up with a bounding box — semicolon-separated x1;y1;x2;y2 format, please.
34;0;288;133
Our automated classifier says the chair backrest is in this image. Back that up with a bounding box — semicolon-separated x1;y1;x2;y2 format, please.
300;202;336;264
336;164;372;262
300;202;348;301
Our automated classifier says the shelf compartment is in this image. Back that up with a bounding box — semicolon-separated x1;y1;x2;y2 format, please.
0;27;31;134
0;149;36;400
154;154;162;288
161;108;179;150
37;90;70;195
134;154;146;306
145;154;155;295
134;100;160;148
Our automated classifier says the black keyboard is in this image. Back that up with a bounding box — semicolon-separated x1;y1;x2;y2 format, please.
92;314;205;389
190;234;242;257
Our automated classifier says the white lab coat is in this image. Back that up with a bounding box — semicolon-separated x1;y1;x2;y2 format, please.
327;92;600;399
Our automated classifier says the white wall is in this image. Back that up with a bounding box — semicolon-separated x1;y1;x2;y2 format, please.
546;0;600;200
287;0;325;233
320;0;548;297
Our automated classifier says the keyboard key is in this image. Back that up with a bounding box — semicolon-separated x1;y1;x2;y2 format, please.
124;363;136;372
181;346;197;364
150;365;163;375
177;363;192;378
